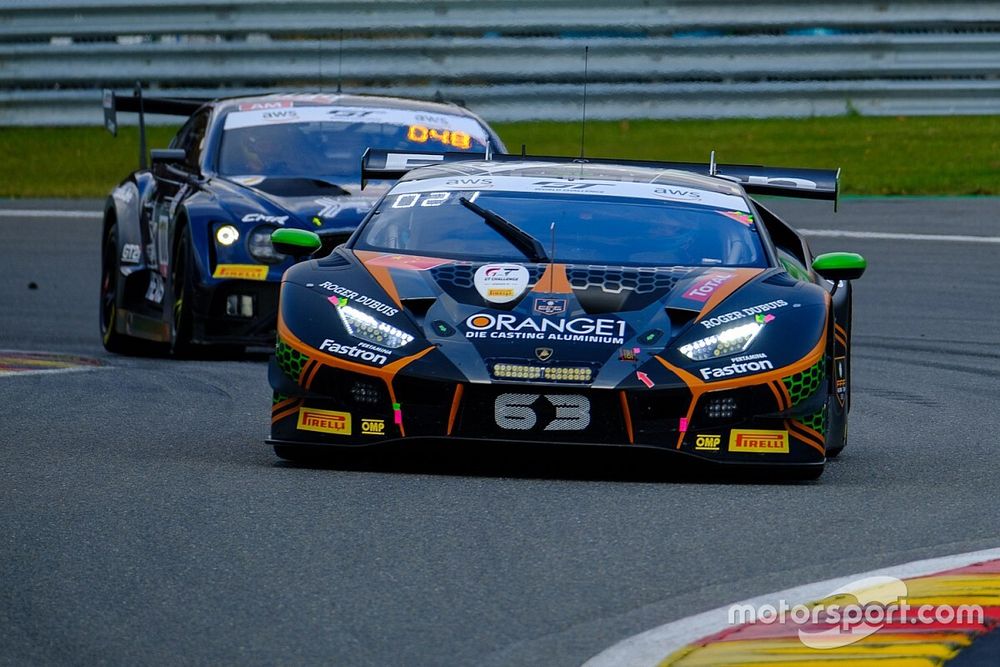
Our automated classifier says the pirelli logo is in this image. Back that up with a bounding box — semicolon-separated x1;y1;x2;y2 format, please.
213;264;269;281
297;408;351;435
728;429;789;454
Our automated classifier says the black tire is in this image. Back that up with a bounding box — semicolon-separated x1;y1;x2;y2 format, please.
100;221;147;355
169;226;196;357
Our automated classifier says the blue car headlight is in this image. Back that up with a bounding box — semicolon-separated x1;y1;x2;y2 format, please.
248;226;285;264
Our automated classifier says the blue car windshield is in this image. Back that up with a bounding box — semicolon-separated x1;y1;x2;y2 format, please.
217;119;489;182
356;189;768;268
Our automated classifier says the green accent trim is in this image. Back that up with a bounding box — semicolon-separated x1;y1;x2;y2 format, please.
272;392;290;405
271;228;321;256
812;251;866;273
782;356;826;407
275;339;309;381
801;404;828;436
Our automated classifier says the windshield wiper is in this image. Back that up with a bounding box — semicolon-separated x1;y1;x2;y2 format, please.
459;197;548;262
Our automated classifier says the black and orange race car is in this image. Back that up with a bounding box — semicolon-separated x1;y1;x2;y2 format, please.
266;149;866;478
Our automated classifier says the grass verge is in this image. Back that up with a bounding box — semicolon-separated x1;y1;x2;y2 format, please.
1;115;997;198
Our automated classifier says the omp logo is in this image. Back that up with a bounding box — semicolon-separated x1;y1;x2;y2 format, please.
319;339;388;366
361;418;385;435
695;434;721;451
728;429;789;453
297;408;351;435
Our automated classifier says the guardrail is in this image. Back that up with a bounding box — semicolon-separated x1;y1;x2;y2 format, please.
1;1;998;124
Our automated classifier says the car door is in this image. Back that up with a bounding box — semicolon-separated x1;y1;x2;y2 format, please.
146;109;210;312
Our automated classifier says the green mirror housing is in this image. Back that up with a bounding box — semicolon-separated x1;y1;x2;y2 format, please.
271;228;322;259
812;252;867;282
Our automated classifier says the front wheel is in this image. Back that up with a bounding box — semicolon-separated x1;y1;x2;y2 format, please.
169;227;196;357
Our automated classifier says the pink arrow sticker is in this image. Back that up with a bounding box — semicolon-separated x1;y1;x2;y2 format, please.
636;371;655;388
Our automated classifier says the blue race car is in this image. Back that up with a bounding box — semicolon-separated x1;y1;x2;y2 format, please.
100;89;504;354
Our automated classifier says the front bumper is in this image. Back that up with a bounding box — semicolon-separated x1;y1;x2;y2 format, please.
268;351;830;466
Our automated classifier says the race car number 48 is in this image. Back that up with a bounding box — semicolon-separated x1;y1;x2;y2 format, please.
494;393;590;431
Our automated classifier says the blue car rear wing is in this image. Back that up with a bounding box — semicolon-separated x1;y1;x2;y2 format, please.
103;84;209;169
360;148;841;210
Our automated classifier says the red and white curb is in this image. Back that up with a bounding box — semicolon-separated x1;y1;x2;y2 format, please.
583;547;1000;666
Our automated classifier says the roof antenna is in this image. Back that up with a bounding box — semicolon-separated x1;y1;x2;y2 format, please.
336;29;344;93
708;150;718;176
579;46;590;159
317;38;324;93
485;137;493;160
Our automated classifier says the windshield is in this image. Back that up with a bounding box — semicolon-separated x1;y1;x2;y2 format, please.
356;188;768;267
217;105;490;181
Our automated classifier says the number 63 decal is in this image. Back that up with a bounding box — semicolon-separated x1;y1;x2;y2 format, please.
494;393;591;431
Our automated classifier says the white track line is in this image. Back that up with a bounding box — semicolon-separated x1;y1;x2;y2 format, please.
802;229;1000;243
582;546;1000;667
0;366;107;378
0;209;102;219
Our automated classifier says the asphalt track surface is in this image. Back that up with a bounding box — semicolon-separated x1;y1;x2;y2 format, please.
2;197;1000;666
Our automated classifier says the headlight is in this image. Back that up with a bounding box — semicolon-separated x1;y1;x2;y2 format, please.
336;304;414;349
215;224;239;246
248;226;285;264
680;320;763;361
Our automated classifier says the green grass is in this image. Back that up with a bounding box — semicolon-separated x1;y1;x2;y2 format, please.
1;115;998;197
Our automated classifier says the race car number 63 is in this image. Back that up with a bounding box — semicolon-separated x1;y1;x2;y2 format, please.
494;394;591;431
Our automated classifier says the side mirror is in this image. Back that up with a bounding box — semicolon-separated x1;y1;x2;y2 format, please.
150;148;186;165
271;228;322;259
812;252;866;282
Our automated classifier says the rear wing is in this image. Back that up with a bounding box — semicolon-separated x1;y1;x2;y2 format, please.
360;148;840;209
103;84;210;169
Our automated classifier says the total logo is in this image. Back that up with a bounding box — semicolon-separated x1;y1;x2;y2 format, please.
319;339;389;366
683;272;735;303
465;313;627;345
699;358;773;380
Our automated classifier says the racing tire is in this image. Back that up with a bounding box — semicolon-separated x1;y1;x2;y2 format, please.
100;221;150;355
169;226;197;358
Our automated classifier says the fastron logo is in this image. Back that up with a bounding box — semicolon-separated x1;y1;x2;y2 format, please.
319;339;388;365
699;359;773;380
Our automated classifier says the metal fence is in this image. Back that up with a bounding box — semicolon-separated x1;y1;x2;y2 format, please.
2;0;999;125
